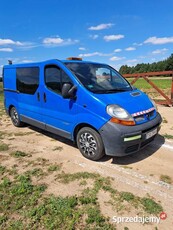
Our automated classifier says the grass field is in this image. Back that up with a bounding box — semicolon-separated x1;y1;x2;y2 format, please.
127;77;172;90
0;82;3;102
0;154;163;229
0;83;5;116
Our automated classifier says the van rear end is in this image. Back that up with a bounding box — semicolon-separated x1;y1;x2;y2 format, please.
3;66;18;115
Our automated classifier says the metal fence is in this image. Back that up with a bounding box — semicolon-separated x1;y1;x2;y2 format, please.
123;71;173;106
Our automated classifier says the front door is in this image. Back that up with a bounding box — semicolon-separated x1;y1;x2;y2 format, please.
41;64;76;139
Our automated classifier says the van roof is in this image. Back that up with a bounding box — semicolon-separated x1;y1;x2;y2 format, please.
3;59;103;69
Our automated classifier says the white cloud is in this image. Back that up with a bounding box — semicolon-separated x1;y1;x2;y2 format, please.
79;52;111;57
43;37;64;44
104;34;124;42
114;49;122;53
125;47;136;51
0;38;23;46
152;48;168;54
110;56;125;61
79;47;86;51
144;36;173;45
89;34;99;40
0;48;13;52
88;23;114;31
43;37;79;46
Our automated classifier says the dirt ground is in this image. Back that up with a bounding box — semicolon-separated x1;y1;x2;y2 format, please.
0;105;173;229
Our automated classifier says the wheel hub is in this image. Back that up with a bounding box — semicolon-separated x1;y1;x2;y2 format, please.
79;132;97;156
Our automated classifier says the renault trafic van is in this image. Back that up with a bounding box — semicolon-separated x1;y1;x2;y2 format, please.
3;58;162;160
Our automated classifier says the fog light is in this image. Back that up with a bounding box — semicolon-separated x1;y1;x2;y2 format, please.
124;135;141;142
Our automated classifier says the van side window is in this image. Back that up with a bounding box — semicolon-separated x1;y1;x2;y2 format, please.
62;70;73;86
16;67;39;94
45;65;73;94
45;66;61;94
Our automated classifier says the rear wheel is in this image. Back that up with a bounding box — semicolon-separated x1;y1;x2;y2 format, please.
77;127;105;161
10;107;24;127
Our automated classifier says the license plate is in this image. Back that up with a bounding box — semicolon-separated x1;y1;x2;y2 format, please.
146;128;157;140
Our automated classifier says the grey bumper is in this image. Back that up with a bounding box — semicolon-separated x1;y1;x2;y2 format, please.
99;113;162;157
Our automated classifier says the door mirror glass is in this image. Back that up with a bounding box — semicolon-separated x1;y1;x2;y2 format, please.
62;83;77;99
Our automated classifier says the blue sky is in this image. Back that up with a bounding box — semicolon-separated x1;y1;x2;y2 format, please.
0;0;173;75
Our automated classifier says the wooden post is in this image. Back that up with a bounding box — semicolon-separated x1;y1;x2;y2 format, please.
171;72;173;105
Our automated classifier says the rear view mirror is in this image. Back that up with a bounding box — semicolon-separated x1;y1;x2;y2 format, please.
62;83;77;99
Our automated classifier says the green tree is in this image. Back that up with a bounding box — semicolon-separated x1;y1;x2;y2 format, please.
165;54;173;70
119;53;173;74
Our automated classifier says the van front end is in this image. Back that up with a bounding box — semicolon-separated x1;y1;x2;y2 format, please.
99;111;162;156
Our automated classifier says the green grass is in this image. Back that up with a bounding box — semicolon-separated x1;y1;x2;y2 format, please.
141;197;163;214
0;142;9;151
10;150;31;158
160;174;172;184
0;165;7;174
0;82;3;102
0;163;164;230
53;146;63;151
56;172;163;216
48;164;62;172
128;78;171;90
0;82;5;116
25;168;46;178
163;134;173;139
57;171;99;184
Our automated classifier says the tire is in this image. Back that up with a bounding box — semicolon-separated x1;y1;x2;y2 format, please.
10;107;24;127
76;127;105;161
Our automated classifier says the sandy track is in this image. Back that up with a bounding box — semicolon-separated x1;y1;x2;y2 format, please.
1;105;173;229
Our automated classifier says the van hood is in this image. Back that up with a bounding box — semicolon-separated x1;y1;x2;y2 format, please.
92;89;154;115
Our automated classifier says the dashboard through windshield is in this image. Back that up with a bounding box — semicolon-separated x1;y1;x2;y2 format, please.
65;62;132;93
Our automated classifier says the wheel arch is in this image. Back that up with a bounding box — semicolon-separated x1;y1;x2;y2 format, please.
8;104;15;116
73;123;99;143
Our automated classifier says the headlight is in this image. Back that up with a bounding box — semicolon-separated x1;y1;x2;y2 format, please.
106;104;135;126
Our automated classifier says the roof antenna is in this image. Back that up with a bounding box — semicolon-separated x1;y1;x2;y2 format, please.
8;60;12;65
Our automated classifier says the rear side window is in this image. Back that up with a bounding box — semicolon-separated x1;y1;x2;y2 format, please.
16;67;39;94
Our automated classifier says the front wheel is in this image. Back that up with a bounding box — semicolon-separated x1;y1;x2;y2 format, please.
10;107;24;127
76;127;105;161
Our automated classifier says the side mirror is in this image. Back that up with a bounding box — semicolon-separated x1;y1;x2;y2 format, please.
62;83;77;99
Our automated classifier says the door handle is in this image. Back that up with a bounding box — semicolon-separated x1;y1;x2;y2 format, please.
37;92;40;101
43;93;47;102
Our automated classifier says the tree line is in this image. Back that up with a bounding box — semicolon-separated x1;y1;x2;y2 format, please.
119;53;173;74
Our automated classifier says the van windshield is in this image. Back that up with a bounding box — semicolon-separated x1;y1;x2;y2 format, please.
65;62;132;93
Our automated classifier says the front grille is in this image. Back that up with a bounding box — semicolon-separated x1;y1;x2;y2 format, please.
134;110;155;123
125;144;139;153
125;136;156;154
141;136;155;148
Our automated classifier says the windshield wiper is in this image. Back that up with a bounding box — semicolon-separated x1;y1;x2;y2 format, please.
93;89;129;94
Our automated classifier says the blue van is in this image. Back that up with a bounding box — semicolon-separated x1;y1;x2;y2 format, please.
3;58;162;160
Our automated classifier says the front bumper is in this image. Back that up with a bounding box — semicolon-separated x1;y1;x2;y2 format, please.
99;113;162;157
